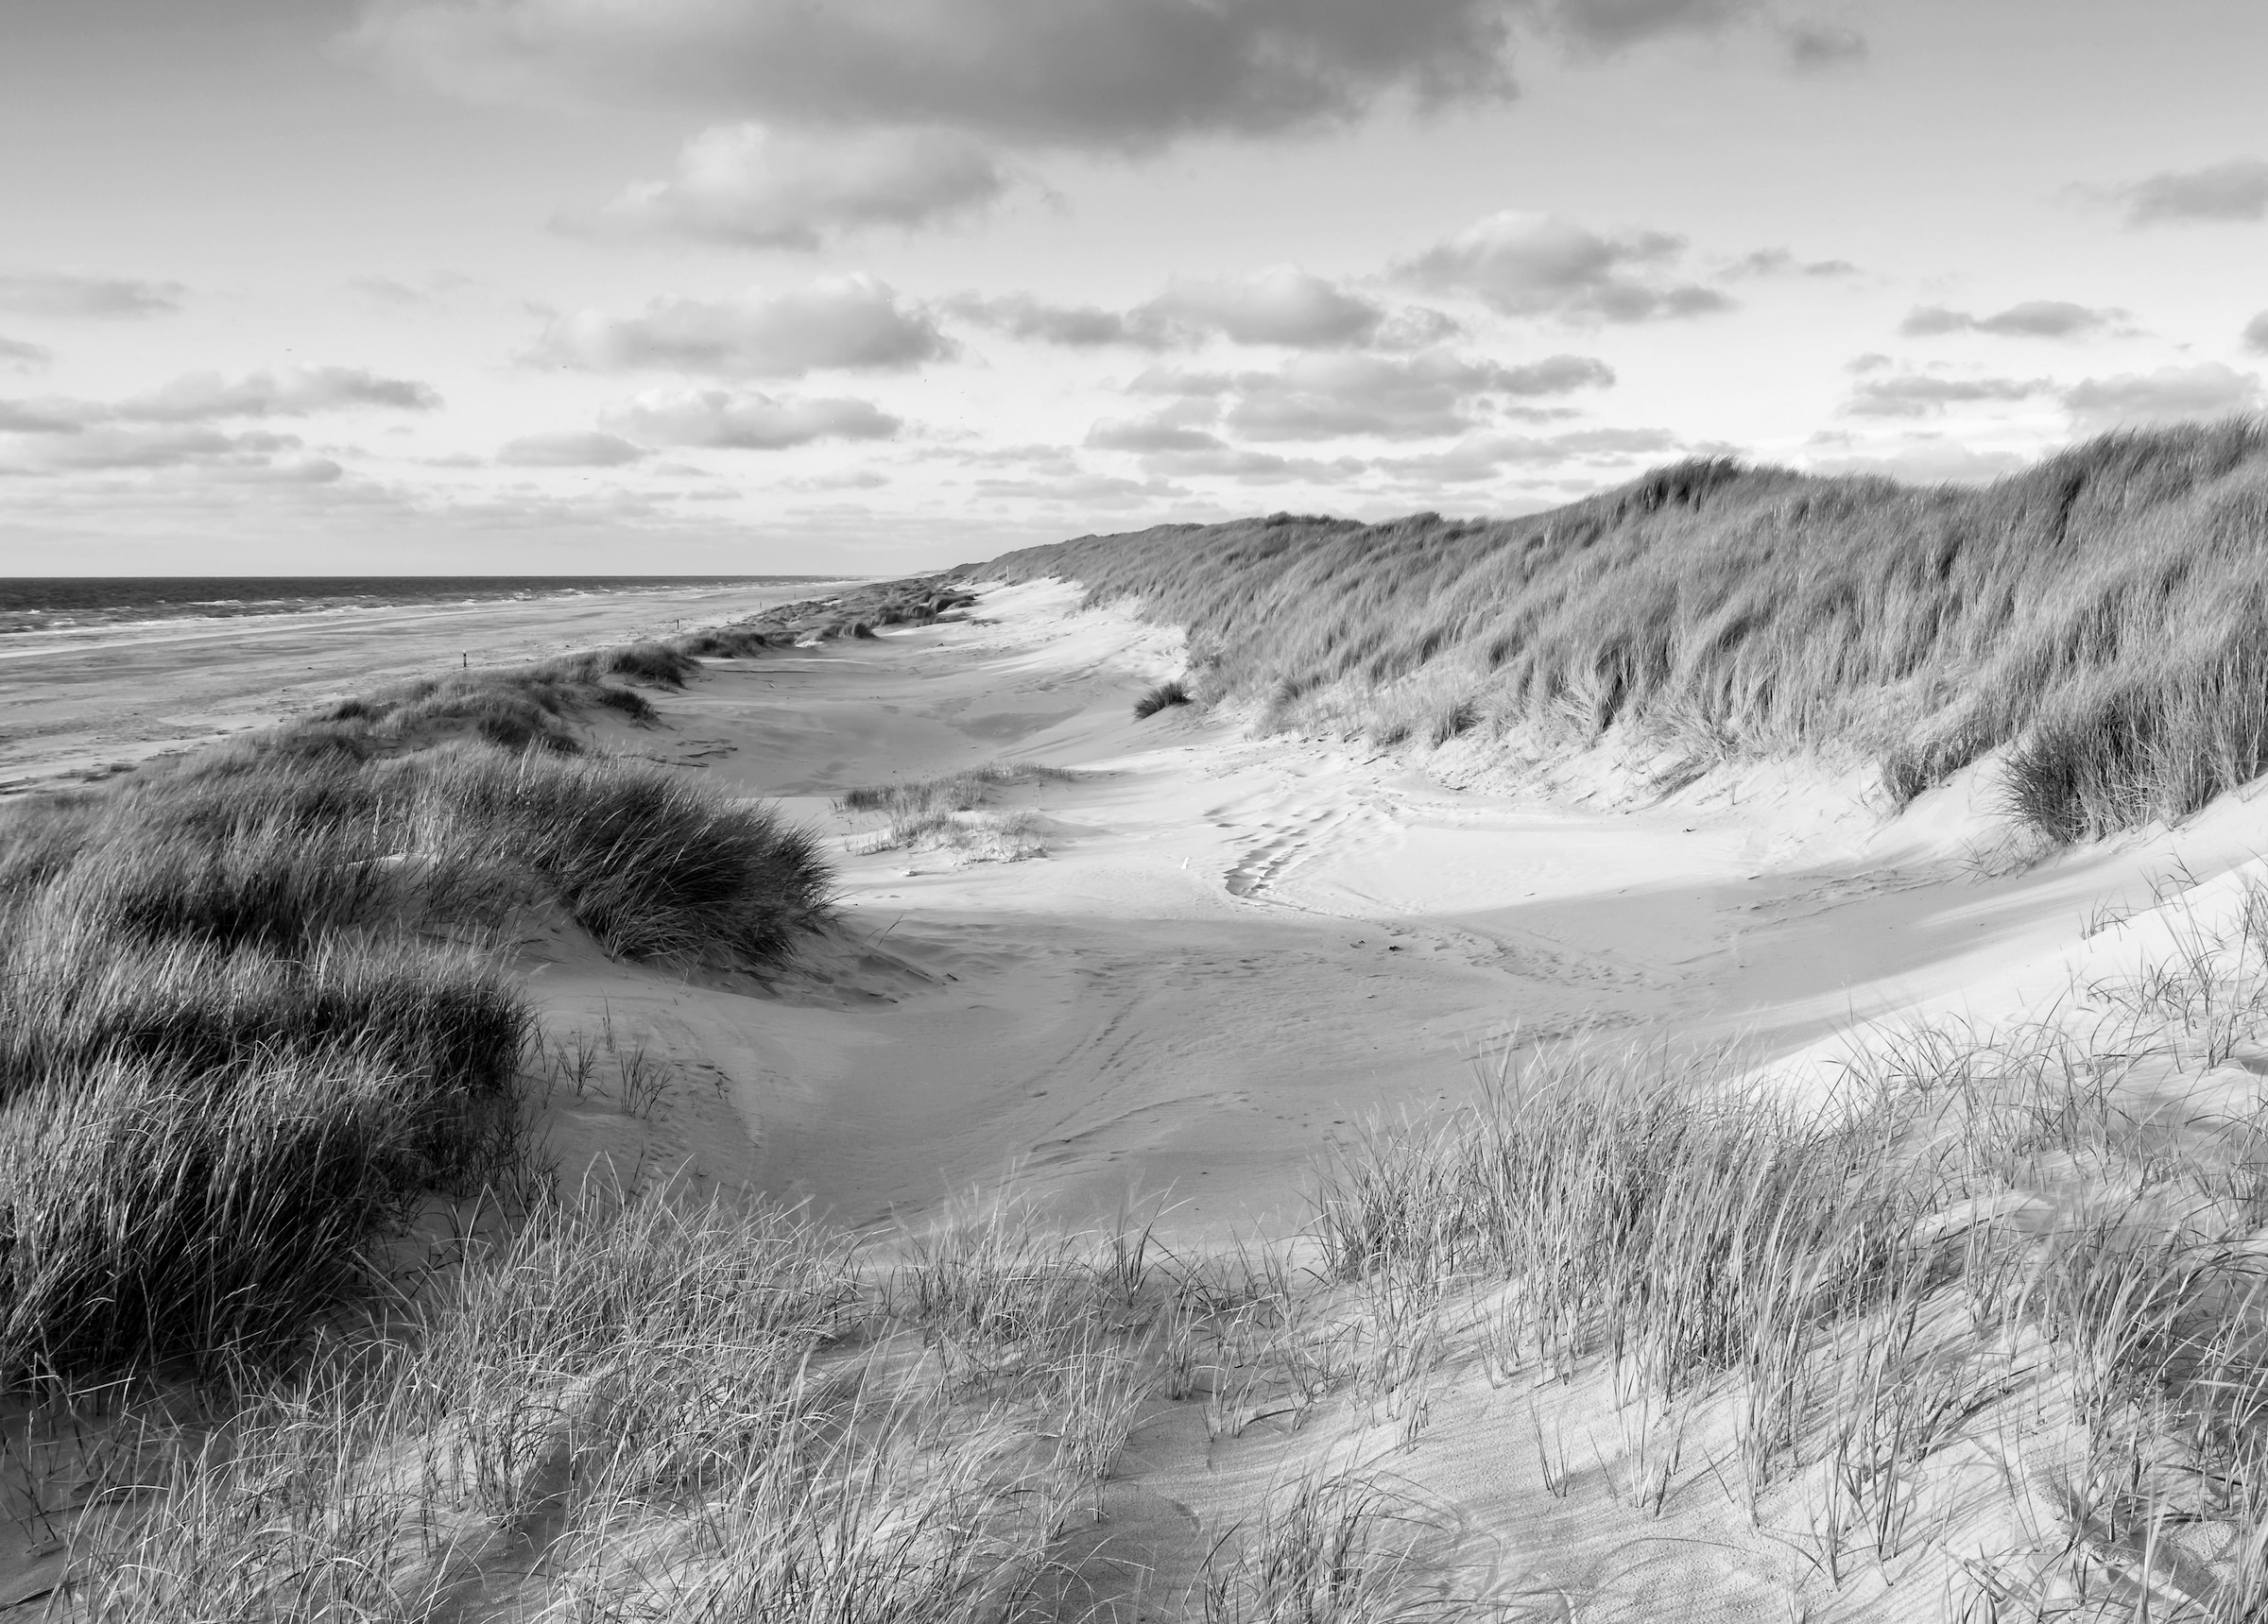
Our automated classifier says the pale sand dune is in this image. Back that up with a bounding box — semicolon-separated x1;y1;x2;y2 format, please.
514;578;2268;1250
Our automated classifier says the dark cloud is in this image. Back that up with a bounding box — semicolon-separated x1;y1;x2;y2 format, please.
2243;312;2268;356
2062;363;2262;430
2112;158;2268;226
498;430;650;467
0;271;185;319
1844;375;2050;418
353;0;1530;145
599;386;902;449
1899;300;2124;340
1550;0;1750;51
1128;349;1612;441
1398;212;1737;322
576;124;1012;249
535;280;951;378
1781;22;1866;70
1846;352;1892;374
0;336;51;372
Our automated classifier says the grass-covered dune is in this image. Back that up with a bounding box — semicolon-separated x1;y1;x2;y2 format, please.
958;418;2268;843
0;608;851;1389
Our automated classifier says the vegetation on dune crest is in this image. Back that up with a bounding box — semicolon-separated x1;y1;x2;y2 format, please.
961;418;2268;842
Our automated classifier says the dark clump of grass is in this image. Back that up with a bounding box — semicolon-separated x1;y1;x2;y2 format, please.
959;419;2268;844
1132;678;1192;720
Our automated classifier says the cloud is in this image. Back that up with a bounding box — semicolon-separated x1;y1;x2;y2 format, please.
0;400;81;434
1781;22;1866;70
951;273;1456;352
1807;438;2030;484
2112;157;2268;226
1398;212;1736;321
0;271;185;319
1899;300;2124;340
599;386;902;449
1720;248;1859;279
111;367;444;421
498;430;650;467
1549;0;1751;51
1084;413;1229;453
1846;351;1892;374
946;294;1139;348
0;336;51;371
2062;363;2263;430
580;123;1012;249
1129;349;1613;440
1137;269;1387;349
1844;374;2051;418
534;279;951;377
2243;312;2268;356
1379;423;1683;482
351;0;1581;147
7;426;313;473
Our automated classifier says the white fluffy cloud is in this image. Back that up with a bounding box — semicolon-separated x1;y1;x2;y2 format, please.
0;336;51;371
112;367;443;421
498;430;650;467
1128;349;1612;441
1397;212;1736;321
0;271;185;319
1378;424;1684;482
2112;158;2268;226
2062;363;2262;430
535;280;951;377
584;124;1012;249
600;386;902;450
352;0;1526;145
951;273;1457;352
1899;300;2124;340
1138;269;1387;349
1844;374;2050;418
2242;312;2268;356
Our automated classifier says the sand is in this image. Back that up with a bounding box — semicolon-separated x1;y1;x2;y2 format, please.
19;573;2268;1618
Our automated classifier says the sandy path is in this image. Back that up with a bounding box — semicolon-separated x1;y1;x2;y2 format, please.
0;576;859;792
512;580;2268;1243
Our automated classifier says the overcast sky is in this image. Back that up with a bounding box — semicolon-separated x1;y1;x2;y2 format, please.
3;0;2264;574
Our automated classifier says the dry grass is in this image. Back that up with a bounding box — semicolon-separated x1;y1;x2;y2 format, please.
839;761;1074;863
962;418;2268;843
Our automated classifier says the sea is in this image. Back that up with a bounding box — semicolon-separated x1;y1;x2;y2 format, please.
0;576;838;637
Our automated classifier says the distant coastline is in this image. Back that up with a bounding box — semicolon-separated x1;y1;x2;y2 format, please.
0;575;846;636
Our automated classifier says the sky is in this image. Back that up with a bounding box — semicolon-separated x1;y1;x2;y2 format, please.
1;0;2264;576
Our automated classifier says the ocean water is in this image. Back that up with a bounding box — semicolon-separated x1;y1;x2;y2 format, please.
0;576;834;636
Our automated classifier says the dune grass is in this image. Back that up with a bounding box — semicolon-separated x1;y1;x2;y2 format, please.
838;761;1074;863
44;864;2268;1615
1134;678;1193;720
963;418;2268;843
